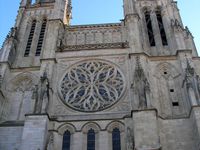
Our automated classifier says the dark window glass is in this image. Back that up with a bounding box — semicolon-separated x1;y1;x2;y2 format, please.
87;129;95;150
156;11;168;46
145;11;155;47
62;130;71;150
24;20;36;57
35;19;47;56
112;128;121;150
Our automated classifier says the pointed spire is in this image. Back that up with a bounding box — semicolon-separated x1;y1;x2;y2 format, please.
66;0;72;25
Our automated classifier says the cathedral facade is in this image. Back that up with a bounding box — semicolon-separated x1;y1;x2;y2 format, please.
0;0;200;150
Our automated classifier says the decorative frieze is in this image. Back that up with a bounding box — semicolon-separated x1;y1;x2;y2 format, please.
57;23;129;51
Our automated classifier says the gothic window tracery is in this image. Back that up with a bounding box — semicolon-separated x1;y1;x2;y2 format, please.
144;10;155;47
24;19;36;57
156;9;168;46
35;18;47;56
59;60;126;112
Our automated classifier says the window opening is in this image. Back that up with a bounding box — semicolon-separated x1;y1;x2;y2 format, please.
24;20;36;57
172;102;179;106
112;128;121;150
170;89;174;92
87;129;95;150
62;130;71;150
35;19;47;56
144;11;156;47
156;10;168;46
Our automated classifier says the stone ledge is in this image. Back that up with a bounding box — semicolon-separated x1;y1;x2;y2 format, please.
58;42;129;51
0;121;24;127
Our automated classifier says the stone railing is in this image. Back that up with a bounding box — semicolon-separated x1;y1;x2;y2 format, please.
58;23;129;51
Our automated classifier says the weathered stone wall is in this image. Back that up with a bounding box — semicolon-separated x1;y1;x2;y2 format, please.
0;126;23;150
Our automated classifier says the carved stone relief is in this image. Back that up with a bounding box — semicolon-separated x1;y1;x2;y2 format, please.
183;60;200;106
155;62;184;117
7;72;37;120
58;24;127;51
132;56;151;110
58;59;126;112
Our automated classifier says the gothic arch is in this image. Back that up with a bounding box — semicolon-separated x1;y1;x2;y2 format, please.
82;122;101;134
106;120;125;133
7;72;38;92
154;62;180;79
154;62;185;118
57;123;76;135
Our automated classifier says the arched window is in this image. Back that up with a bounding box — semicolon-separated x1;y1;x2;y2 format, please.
156;10;168;46
112;128;121;150
62;130;71;150
35;19;47;56
144;10;155;47
87;128;95;150
24;19;36;57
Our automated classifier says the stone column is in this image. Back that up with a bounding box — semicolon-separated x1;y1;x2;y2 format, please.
125;14;143;53
133;110;160;150
191;107;200;149
21;114;49;150
71;132;83;150
187;83;198;106
98;131;109;150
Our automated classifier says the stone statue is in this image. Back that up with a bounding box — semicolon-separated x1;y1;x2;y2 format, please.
6;27;17;40
0;74;3;89
33;71;50;114
183;59;198;106
132;56;150;109
196;75;200;95
46;131;54;150
126;127;134;150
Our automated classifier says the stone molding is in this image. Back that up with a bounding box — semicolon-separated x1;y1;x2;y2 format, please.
59;42;129;51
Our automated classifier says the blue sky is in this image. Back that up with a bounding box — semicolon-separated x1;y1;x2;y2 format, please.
0;0;200;54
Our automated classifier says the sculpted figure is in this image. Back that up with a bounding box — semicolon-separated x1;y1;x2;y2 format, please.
33;72;50;114
0;75;3;89
126;127;134;150
133;57;150;109
196;75;200;94
46;132;54;150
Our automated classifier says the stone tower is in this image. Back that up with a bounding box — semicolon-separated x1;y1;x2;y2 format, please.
0;0;200;150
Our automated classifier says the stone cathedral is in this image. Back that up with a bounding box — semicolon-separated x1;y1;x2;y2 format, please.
0;0;200;149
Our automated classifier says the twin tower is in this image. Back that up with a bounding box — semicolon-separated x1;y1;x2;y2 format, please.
0;0;200;150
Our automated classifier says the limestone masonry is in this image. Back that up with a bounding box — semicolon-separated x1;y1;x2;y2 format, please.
0;0;200;150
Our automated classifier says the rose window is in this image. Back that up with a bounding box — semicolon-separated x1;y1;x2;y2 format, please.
59;60;125;112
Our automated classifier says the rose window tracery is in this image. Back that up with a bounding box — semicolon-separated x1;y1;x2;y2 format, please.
59;60;125;112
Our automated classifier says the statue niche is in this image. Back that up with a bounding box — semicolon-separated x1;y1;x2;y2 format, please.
126;127;135;150
131;56;151;109
155;62;184;118
32;71;50;114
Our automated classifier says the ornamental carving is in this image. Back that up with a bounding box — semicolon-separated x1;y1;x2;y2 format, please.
59;60;126;112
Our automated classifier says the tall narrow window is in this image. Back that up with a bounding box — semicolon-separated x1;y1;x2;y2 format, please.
24;20;36;57
156;10;168;46
112;128;121;150
35;19;47;56
145;11;155;47
62;130;71;150
87;129;95;150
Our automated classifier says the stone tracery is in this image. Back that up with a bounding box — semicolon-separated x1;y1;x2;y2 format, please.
59;60;125;112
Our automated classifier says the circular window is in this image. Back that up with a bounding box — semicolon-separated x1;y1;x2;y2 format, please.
59;60;126;112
